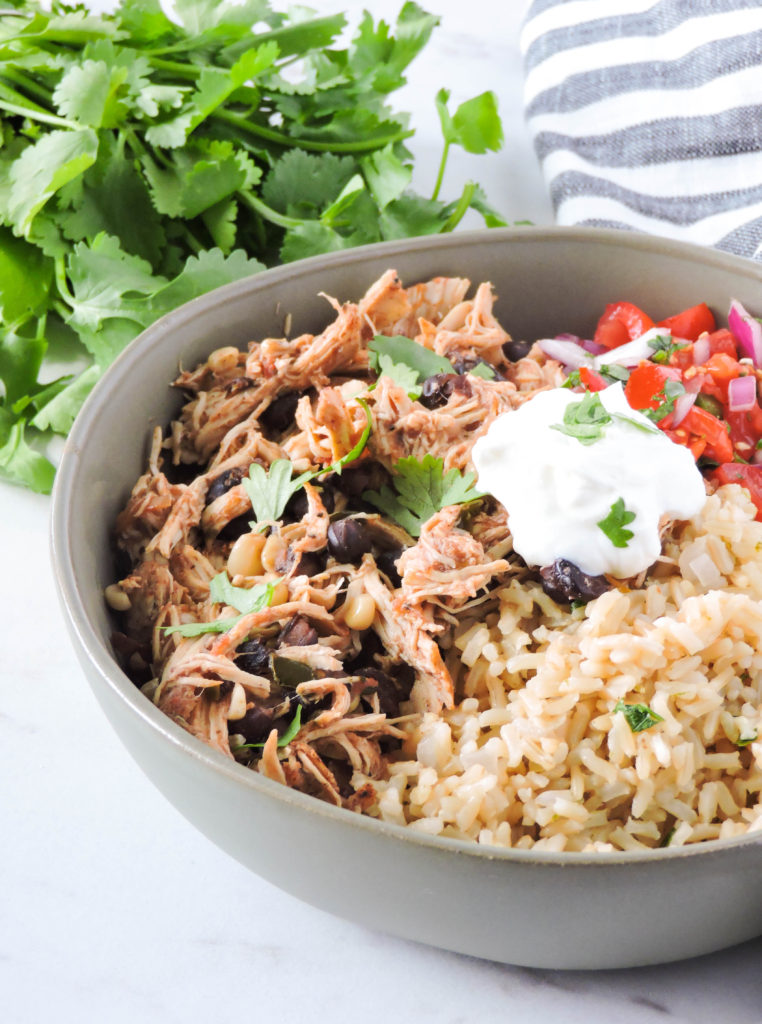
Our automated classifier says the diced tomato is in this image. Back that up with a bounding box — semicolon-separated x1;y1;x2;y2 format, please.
657;302;716;341
705;328;738;358
669;343;695;371
681;405;734;463
624;363;681;411
713;464;762;518
725;400;762;456
663;427;707;460
594;301;655;350
694;352;743;404
579;366;607;391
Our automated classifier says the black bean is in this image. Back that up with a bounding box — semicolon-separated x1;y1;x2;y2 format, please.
502;339;533;362
282;482;335;524
233;705;274;745
344;630;384;674
327;517;373;563
419;372;465;409
234;638;272;677
217;513;252;542
376;547;403;588
259;391;299;435
163;460;201;486
206;466;246;506
278;614;318;647
362;668;400;718
292;550;326;577
539;558;612;605
339;462;390;499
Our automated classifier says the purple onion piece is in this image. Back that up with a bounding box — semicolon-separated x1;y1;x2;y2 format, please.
727;374;758;412
537;337;593;370
692;334;711;366
728;299;762;367
671;391;697;427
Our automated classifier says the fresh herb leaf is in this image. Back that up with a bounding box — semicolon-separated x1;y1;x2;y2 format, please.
209;573;276;614
615;699;664;733
562;369;581;389
648;334;687;364
244;458;315;530
363;453;483;537
598;498;636;548
468;361;496;380
551;391;611;445
737;730;758;747
376;351;422;398
233;702;303;750
162;616;243;637
369;333;452;384
643;379;686;423
598;363;630;383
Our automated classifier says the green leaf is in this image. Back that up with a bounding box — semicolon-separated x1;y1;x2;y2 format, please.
614;699;664;733
279;220;353;264
262;149;358;218
244;458;315;528
360;144;412;210
450;91;503;154
163;616;243;637
0;322;46;406
146;248;265;319
647;333;688;364
364;453;483;537
643;378;686;423
233;703;303;750
551;391;611;445
376;352;422;398
142;141;255;220
52;59;130;128
2;128;99;235
368;334;452;383
0;415;55;493
597;498;636;549
209;572;276;614
379;193;448;239
29;364;101;434
468;362;497;380
0;227;53;323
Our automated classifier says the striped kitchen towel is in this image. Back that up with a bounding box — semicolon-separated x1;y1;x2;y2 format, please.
522;0;762;259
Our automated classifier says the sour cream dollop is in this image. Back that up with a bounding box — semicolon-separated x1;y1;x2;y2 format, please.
471;383;706;578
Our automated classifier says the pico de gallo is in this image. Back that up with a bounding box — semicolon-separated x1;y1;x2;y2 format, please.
540;297;762;520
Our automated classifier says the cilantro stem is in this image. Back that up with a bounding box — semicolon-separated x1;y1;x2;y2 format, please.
53;255;76;308
0;87;77;130
0;68;52;105
237;188;304;230
440;180;476;232
148;56;203;82
431;140;449;201
214;107;414;154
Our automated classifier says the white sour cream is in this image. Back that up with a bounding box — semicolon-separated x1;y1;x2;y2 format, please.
471;383;706;578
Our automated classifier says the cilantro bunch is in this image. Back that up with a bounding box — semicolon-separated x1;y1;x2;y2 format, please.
0;0;505;493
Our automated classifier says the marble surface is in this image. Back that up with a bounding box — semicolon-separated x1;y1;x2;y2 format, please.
4;2;762;1022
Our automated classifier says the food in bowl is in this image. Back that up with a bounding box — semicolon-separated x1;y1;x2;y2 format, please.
106;269;762;853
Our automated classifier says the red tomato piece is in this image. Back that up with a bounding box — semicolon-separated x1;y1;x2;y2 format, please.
624;363;681;411
706;328;738;358
682;406;734;463
579;366;607;391
725;401;762;456
594;301;655;350
713;464;762;518
657;302;716;341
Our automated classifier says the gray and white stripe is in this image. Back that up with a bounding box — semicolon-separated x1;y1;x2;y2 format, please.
522;0;762;259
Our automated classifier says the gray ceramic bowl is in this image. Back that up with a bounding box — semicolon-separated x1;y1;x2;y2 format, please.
52;227;762;970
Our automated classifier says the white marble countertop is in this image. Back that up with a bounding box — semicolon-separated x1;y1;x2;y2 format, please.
4;2;762;1022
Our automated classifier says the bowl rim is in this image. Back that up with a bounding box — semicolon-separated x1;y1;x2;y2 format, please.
52;224;762;868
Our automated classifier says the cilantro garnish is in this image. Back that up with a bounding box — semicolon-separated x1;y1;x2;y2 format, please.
648;334;687;364
562;370;582;390
597;498;636;548
551;391;611;445
233;704;303;750
0;2;505;493
614;699;664;733
598;363;630;383
243;398;372;527
163;617;242;638
643;379;686;422
369;335;452;399
737;730;758;748
209;573;277;615
363;453;483;536
468;361;497;380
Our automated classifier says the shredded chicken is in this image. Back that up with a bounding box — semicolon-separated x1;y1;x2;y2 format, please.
108;268;555;810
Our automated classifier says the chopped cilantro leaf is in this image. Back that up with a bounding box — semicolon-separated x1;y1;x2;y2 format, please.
375;352;423;398
244;459;315;530
467;361;497;380
597;498;636;548
162;616;242;637
551;391;611;445
643;379;686;422
615;699;664;733
598;363;630;383
369;334;452;385
363;453;483;537
648;334;687;364
209;573;276;615
233;703;303;750
562;369;581;390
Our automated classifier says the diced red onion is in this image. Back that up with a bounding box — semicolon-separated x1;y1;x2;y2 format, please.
728;298;762;367
555;333;582;342
671;391;697;427
581;339;607;355
692;334;711;366
592;327;668;369
727;374;758;412
537;337;593;370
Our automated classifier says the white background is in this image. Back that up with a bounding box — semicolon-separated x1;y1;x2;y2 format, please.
4;2;762;1022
